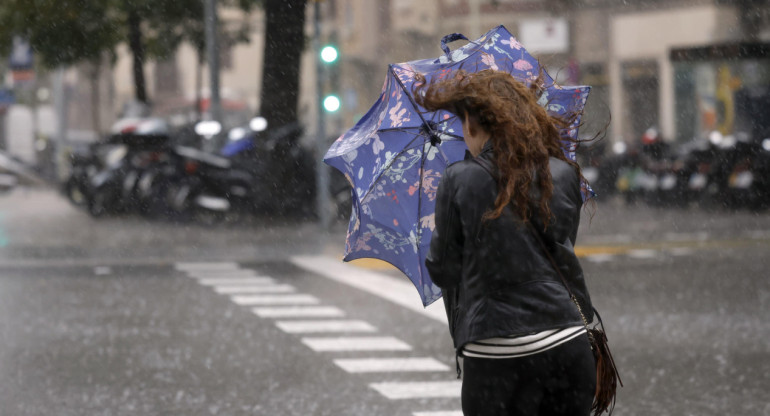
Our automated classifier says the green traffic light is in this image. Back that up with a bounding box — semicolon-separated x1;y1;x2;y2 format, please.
323;95;340;112
320;45;338;63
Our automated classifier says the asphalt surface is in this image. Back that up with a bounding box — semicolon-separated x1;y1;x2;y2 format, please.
0;187;768;415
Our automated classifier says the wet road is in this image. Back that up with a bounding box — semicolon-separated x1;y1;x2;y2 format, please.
0;188;768;415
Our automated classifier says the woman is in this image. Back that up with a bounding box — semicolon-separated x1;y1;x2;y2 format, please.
419;70;596;416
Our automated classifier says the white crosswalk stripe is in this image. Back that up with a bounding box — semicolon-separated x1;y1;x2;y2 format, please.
213;284;295;294
370;381;462;399
231;294;320;305
301;336;412;352
187;270;264;279
252;306;346;318
413;412;463;416
275;320;376;333
333;357;449;373
251;306;345;318
174;262;240;272
198;277;276;286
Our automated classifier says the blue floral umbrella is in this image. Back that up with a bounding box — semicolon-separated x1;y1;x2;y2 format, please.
324;25;591;306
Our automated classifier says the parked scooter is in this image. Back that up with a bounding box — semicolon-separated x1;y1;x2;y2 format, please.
160;118;269;223
67;118;173;217
63;143;100;207
749;136;770;209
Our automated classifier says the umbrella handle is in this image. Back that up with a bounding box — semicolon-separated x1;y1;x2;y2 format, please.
440;33;470;59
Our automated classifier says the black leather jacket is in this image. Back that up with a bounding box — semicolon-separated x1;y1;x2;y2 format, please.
425;143;593;351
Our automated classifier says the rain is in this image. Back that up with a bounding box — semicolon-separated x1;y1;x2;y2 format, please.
0;0;769;415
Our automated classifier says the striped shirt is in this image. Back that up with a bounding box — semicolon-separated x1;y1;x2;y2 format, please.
462;326;586;359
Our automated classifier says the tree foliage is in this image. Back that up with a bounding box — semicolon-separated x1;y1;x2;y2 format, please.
0;0;120;67
0;0;260;103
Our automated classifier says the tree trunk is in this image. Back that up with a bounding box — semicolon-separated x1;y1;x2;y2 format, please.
258;0;311;216
127;8;148;104
259;0;307;137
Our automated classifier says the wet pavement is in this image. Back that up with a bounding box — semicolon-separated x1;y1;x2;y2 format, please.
0;186;768;415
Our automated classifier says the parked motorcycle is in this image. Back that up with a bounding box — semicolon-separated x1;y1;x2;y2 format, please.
749;136;770;210
64;118;173;217
63;143;100;207
158;118;270;223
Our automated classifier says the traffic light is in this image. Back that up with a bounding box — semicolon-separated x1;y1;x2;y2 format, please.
320;45;338;64
320;43;340;113
323;95;341;112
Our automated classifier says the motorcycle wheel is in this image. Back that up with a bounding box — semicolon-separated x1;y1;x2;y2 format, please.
88;193;107;218
65;179;88;207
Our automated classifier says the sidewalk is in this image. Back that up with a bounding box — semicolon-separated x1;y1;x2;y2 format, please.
0;186;347;267
1;186;768;268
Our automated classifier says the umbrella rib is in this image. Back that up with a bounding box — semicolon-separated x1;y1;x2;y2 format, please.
414;138;429;292
390;65;435;136
359;134;424;202
389;67;465;143
376;127;423;133
435;131;464;141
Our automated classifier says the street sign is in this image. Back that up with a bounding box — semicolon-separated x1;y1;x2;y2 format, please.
9;37;33;70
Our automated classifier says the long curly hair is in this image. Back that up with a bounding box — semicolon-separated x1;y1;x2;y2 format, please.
414;69;586;225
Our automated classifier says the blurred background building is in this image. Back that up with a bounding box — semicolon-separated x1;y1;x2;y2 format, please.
1;0;769;171
320;0;769;147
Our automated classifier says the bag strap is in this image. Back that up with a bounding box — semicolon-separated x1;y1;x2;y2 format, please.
471;156;590;328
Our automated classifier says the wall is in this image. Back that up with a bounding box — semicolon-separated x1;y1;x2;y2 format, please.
609;4;740;142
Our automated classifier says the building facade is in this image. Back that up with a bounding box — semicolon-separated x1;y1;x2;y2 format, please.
31;0;768;154
326;0;769;147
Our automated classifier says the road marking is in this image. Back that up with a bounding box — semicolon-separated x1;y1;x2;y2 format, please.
94;266;112;275
574;246;632;256
628;249;658;259
580;234;633;244
370;381;462;399
664;232;709;241
746;229;770;239
413;412;463;416
669;247;695;256
252;306;346;318
301;336;412;352
175;262;240;271
291;256;447;324
333;357;449;373
187;270;264;279
231;294;319;305
198;277;275;286
275;320;377;333
213;284;295;294
585;254;615;263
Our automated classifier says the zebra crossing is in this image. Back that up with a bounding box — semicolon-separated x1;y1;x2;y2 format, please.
175;261;461;416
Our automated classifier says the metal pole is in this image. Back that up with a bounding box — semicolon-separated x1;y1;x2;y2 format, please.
52;68;69;181
314;1;331;229
204;0;222;146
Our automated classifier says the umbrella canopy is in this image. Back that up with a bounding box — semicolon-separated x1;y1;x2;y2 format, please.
324;25;591;306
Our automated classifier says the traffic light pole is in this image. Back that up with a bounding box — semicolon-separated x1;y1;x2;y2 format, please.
314;1;332;229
